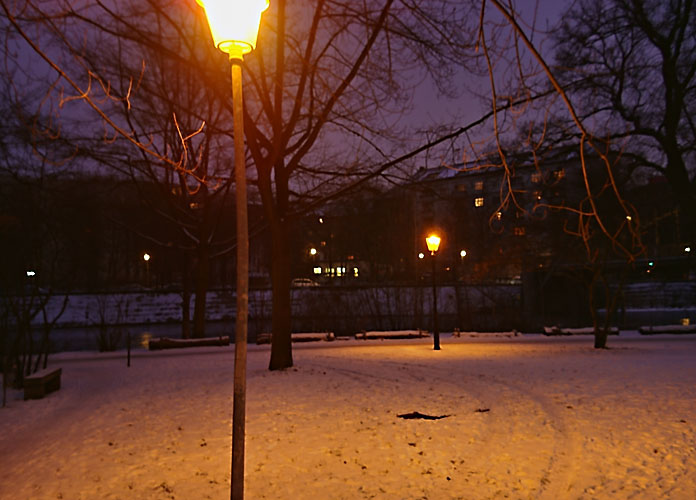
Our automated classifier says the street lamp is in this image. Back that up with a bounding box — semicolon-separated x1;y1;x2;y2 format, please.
426;234;441;350
143;253;151;287
196;2;269;499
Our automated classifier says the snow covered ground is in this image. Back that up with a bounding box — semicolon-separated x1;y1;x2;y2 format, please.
1;333;695;499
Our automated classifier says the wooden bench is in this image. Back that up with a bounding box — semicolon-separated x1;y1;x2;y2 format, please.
148;336;230;350
355;330;429;340
24;367;62;400
256;332;335;344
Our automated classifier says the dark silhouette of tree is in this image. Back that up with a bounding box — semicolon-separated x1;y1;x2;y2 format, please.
240;0;479;369
553;0;696;242
466;0;648;347
1;0;482;368
1;1;241;338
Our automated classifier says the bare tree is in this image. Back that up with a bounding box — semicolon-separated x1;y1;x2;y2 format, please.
1;1;242;338
454;0;649;347
553;0;696;241
1;0;484;368
240;0;480;369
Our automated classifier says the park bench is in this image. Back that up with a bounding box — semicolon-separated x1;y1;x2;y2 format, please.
256;332;335;344
148;336;230;350
355;329;429;340
543;326;619;336
23;367;62;400
639;324;696;335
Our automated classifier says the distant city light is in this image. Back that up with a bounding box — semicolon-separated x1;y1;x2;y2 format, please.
26;270;36;277
309;247;317;256
648;261;654;267
686;246;691;253
318;217;324;224
143;253;151;262
418;253;425;259
460;250;467;258
313;267;322;275
626;215;632;221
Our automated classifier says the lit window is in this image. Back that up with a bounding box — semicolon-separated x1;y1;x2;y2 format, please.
474;197;484;207
313;267;322;275
514;227;526;236
353;268;359;277
475;181;484;191
456;183;467;192
531;172;542;183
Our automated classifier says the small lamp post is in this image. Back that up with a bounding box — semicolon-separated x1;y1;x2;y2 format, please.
196;2;269;499
426;234;441;350
143;253;151;287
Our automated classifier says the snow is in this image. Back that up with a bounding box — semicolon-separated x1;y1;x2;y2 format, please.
2;333;696;499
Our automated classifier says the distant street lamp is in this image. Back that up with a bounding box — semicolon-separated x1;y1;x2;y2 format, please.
426;234;441;350
195;2;269;499
143;253;151;287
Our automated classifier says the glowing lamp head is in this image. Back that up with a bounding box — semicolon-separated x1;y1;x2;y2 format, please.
143;253;151;262
426;234;441;254
196;0;269;59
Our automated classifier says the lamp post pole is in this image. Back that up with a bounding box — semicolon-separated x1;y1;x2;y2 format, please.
431;250;440;350
230;54;249;500
194;2;269;499
143;253;151;287
426;234;441;350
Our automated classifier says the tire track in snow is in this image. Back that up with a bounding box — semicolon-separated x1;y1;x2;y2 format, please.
304;354;578;498
394;359;579;499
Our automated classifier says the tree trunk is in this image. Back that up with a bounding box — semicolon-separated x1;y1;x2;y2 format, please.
269;219;293;370
192;244;210;338
594;328;608;349
664;151;696;244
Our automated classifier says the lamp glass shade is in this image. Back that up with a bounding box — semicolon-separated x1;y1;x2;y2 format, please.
196;0;269;57
426;235;441;253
